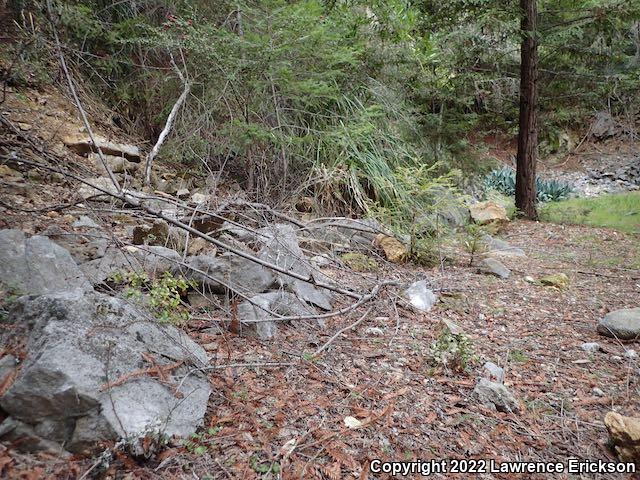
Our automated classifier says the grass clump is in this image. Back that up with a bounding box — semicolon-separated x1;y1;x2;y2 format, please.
539;192;640;233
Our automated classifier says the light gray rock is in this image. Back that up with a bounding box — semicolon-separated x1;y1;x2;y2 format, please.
0;355;16;381
0;291;210;454
258;224;334;310
64;134;140;161
237;291;318;340
89;153;140;174
597;308;640;340
41;225;108;264
624;349;637;359
0;417;70;456
482;235;526;258
581;342;601;353
180;253;275;295
404;280;437;312
478;258;511;279
78;176;120;199
474;378;519;413
73;216;100;229
482;361;504;383
0;229;92;296
79;246;131;284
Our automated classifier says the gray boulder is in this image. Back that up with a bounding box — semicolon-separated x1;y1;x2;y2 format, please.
474;378;519;412
478;258;511;279
0;229;92;296
258;224;334;310
0;291;210;454
180;253;275;295
41;225;108;264
237;291;318;340
597;308;640;341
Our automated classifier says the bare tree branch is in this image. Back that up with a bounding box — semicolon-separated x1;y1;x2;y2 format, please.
144;54;191;186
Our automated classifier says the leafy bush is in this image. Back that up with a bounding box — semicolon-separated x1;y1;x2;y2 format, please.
109;270;195;324
484;167;573;203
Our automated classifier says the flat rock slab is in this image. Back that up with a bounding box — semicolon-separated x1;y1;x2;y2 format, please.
598;308;640;341
238;291;318;340
0;290;210;454
478;258;510;279
64;133;140;161
0;229;92;296
482;235;526;258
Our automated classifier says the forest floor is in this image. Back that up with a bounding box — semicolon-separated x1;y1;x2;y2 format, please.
3;219;639;479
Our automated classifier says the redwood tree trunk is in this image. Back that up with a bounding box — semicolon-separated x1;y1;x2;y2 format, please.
515;0;539;219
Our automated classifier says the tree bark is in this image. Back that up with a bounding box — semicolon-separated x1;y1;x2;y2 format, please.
515;0;539;219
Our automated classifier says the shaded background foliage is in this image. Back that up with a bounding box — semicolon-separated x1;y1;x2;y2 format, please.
2;0;639;212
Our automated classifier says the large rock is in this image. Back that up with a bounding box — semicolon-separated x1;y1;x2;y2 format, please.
0;229;92;296
469;201;508;225
63;133;140;161
0;291;210;454
604;412;640;465
258;224;334;310
237;291;318;340
598;308;640;341
179;253;275;295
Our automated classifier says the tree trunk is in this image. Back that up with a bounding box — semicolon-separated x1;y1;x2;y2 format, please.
515;0;539;219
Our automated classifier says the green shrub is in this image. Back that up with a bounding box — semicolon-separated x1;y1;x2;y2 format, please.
484;167;573;203
109;271;195;324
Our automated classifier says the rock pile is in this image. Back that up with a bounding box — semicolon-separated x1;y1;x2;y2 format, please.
0;230;210;455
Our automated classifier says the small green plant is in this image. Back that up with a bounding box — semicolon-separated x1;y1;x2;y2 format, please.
182;427;221;455
508;349;529;363
430;326;477;373
484;167;573;203
250;455;281;475
462;224;488;267
109;270;195;324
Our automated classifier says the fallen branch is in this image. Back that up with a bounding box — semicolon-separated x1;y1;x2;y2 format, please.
144;54;190;186
4;154;362;298
313;306;373;358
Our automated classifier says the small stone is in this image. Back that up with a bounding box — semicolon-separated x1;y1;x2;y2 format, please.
581;342;601;353
482;361;505;383
191;193;209;205
474;378;519;413
365;327;384;336
592;387;605;397
540;273;570;289
343;416;362;429
176;188;190;198
524;275;535;283
478;258;510;279
624;349;637;359
73;216;100;229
